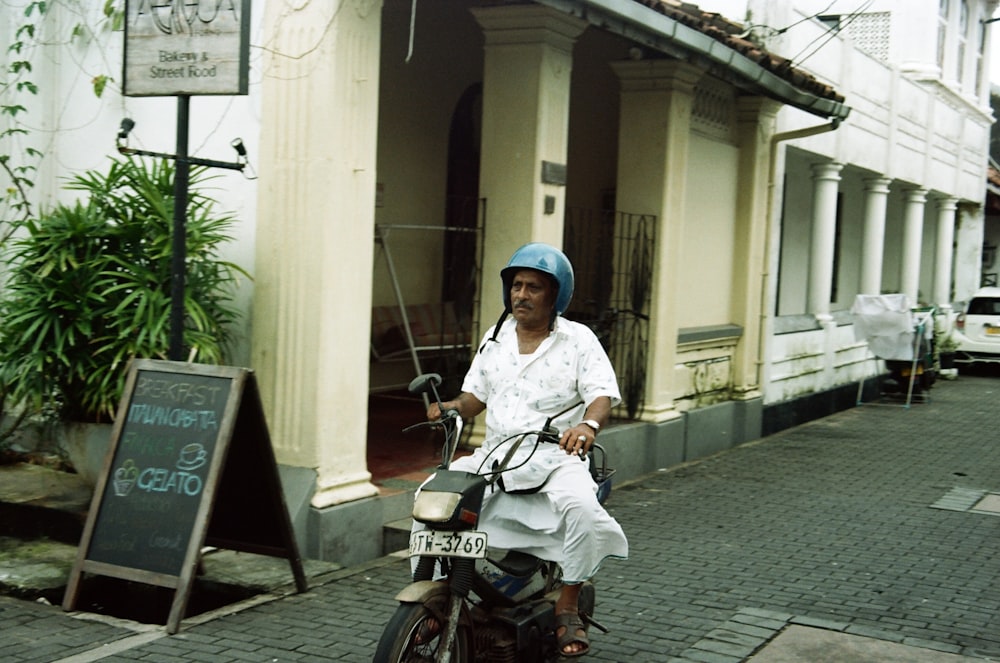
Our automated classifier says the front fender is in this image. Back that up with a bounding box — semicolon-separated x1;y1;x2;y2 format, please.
394;580;449;603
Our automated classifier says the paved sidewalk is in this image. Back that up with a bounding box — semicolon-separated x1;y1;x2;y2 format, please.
2;374;1000;662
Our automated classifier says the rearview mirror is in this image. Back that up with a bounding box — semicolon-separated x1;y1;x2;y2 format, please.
408;373;442;396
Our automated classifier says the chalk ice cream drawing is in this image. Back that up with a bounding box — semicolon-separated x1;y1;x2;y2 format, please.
113;459;139;497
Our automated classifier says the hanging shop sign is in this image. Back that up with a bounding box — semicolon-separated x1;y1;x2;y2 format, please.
123;0;251;97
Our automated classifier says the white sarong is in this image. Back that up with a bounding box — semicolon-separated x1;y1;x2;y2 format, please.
413;446;628;584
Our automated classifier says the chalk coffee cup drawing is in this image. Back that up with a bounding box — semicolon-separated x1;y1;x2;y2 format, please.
177;443;208;470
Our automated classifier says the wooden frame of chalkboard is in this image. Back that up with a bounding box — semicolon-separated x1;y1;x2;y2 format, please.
62;359;307;633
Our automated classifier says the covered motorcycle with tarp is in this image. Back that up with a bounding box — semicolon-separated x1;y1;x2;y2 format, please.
852;294;936;407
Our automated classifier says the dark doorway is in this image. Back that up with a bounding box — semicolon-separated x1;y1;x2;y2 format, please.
442;83;482;319
367;84;483;485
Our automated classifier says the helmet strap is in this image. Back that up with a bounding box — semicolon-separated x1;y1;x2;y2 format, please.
479;307;510;354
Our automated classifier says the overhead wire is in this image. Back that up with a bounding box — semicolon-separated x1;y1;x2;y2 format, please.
736;1;837;43
786;0;877;67
775;0;838;36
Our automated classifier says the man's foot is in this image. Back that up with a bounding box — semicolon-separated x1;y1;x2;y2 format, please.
555;611;590;657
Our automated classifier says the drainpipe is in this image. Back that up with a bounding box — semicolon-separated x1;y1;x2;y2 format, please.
756;119;842;388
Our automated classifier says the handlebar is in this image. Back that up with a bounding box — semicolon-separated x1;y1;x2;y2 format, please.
404;373;587;475
401;408;460;435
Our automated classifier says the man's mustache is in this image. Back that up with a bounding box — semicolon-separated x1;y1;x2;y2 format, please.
513;300;533;310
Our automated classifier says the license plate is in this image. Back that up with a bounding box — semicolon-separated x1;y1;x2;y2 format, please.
986;326;1000;336
409;530;488;559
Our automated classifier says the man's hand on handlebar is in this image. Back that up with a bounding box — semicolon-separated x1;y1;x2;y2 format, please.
427;401;456;421
558;398;610;459
427;392;487;423
558;424;596;459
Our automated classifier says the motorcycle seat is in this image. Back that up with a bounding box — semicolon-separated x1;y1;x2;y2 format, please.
489;549;542;577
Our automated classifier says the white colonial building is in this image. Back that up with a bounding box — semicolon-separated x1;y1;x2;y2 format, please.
1;0;994;565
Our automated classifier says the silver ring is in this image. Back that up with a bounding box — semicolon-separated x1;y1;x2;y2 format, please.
578;435;587;443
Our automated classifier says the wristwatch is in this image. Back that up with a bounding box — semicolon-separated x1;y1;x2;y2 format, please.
582;419;601;434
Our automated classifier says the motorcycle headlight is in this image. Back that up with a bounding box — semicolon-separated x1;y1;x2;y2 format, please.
413;491;463;522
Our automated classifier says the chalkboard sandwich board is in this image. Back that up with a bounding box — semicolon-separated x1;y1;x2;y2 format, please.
63;359;306;633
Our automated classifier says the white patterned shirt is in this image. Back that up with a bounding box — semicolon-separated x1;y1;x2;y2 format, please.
462;316;621;491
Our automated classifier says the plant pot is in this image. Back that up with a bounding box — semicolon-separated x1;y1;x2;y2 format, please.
58;422;114;487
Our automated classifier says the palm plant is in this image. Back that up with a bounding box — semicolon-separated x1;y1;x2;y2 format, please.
0;157;249;424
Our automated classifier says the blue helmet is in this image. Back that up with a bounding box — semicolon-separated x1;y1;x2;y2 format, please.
500;242;574;315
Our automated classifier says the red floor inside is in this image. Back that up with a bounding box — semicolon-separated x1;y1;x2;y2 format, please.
366;391;447;485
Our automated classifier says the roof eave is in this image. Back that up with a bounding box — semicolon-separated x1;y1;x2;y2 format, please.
538;0;852;122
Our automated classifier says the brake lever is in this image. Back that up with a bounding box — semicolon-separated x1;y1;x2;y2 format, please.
402;409;460;435
402;421;435;434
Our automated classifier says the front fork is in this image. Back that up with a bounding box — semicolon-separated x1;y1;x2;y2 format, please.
436;557;474;663
408;557;476;663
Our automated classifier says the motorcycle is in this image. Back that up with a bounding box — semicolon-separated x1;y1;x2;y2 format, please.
373;373;614;663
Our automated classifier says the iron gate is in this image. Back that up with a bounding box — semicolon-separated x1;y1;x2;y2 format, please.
564;208;657;419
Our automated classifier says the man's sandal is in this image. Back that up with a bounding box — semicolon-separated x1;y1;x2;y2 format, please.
555;612;590;657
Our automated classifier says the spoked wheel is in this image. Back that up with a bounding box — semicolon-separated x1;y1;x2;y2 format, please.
373;594;471;663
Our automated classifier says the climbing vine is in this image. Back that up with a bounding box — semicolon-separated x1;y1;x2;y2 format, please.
0;0;123;244
0;1;46;241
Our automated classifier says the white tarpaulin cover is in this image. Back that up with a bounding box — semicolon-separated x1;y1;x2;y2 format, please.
851;294;915;361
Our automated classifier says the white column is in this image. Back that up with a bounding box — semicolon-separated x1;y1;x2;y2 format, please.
808;162;843;320
933;196;958;312
731;97;780;399
611;59;703;422
253;0;382;509
860;177;891;295
901;188;929;305
953;203;985;302
471;5;586;342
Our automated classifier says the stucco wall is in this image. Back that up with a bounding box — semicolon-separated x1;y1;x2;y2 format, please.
681;133;739;329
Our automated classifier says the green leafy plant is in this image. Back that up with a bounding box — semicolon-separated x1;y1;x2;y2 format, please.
936;331;959;354
0;156;249;423
1;0;130;451
1;2;47;450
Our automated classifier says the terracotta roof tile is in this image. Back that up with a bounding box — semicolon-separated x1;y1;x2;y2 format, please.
632;0;845;103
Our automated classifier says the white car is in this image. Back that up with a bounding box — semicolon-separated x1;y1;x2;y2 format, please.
953;287;1000;364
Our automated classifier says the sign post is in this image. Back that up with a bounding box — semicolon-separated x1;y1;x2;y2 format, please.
171;95;190;360
121;1;251;360
63;359;306;633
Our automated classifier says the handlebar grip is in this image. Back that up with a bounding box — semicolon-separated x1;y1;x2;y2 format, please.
538;425;560;445
402;409;460;434
402;421;434;434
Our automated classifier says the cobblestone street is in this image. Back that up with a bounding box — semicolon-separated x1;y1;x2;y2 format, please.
3;374;999;662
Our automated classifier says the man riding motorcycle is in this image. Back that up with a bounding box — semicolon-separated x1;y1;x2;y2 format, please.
420;242;629;657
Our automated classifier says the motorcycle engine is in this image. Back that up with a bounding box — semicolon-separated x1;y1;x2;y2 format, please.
475;624;518;663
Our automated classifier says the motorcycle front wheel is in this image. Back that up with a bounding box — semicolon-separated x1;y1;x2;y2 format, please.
372;594;471;663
